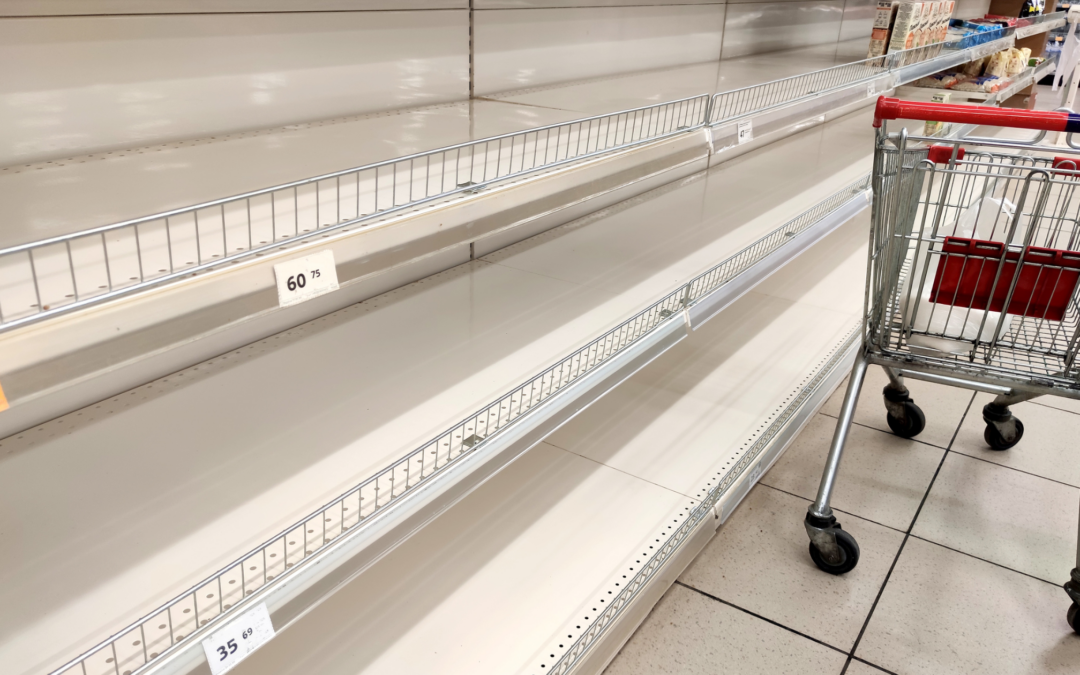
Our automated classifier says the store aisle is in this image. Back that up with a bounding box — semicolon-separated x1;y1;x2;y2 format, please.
604;369;1080;674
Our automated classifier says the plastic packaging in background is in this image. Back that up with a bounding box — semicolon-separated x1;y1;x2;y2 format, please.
923;91;951;135
963;55;988;76
901;197;1018;354
953;75;1003;92
1054;13;1080;90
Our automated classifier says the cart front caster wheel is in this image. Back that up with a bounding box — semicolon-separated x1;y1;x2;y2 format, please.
809;529;860;576
1068;603;1080;634
886;401;926;439
984;418;1024;451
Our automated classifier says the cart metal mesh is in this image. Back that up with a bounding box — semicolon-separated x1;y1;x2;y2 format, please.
867;128;1080;392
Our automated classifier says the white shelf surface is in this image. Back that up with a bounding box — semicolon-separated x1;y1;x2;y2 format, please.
0;106;879;675
0;40;873;252
224;205;871;675
487;39;872;116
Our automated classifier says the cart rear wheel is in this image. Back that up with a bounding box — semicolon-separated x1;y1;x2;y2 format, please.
1068;603;1080;634
809;529;860;575
984;418;1024;451
886;401;926;438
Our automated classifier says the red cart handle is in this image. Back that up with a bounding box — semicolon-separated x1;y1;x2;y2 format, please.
873;96;1080;132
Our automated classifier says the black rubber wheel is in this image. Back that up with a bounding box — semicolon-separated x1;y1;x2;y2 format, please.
1068;603;1080;635
886;401;926;439
809;529;860;576
984;418;1024;451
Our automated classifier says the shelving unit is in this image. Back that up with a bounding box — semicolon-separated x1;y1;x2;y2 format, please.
897;55;1058;102
2;13;1068;675
14;107;877;675
999;1;1061;107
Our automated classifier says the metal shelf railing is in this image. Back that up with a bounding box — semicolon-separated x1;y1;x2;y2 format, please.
46;173;872;675
706;14;1071;127
0;19;1051;335
0;95;710;334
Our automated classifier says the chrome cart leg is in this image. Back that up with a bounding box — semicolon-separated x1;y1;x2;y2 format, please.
982;390;1037;451
804;353;867;576
881;367;926;439
1065;497;1080;634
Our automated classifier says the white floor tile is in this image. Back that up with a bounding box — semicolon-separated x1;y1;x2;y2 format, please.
912;452;1079;584
1031;396;1080;417
679;485;904;651
952;393;1080;488
845;660;893;675
603;583;848;675
761;414;945;531
821;367;973;449
856;537;1080;675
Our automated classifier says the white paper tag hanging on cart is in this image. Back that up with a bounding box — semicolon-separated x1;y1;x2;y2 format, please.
273;250;340;308
737;119;753;144
201;602;276;675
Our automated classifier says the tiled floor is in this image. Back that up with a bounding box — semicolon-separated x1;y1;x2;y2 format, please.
605;371;1080;674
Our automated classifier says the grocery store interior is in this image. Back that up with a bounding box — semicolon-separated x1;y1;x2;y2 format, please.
3;1;1080;674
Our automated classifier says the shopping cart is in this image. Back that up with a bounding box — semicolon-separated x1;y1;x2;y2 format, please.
804;96;1080;633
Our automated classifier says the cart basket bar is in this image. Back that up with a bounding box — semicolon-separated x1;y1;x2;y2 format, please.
873;96;1080;132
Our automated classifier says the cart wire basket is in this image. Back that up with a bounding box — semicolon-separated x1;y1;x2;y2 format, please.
805;96;1080;634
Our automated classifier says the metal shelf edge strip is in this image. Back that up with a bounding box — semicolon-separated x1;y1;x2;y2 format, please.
553;324;864;675
47;173;875;675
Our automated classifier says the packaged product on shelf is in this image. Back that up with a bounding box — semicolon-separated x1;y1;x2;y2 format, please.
945;18;1008;49
888;1;925;52
923;91;951;135
868;0;900;56
915;71;965;87
952;75;1003;92
868;27;892;57
982;14;1020;27
1006;48;1027;76
963;55;988;76
914;73;950;87
873;0;899;28
918;1;935;47
985;50;1009;77
954;75;1002;92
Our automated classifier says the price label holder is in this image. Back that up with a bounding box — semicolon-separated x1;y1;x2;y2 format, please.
867;82;876;98
273;250;340;308
201;603;276;675
737;119;753;145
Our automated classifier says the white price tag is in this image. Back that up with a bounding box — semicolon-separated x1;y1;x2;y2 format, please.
736;119;753;145
867;83;876;98
201;603;275;675
273;250;339;308
749;461;763;485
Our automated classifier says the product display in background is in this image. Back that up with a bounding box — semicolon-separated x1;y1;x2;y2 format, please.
911;46;1038;92
868;0;957;58
923;91;951;135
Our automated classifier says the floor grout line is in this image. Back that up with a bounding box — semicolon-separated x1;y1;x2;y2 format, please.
673;580;851;658
907;534;1066;587
849;655;902;675
818;410;954;451
945;446;1080;490
839;390;976;671
755;482;908;535
1029;399;1080;417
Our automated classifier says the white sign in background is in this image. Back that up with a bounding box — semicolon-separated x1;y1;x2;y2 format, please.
737;119;753;145
201;603;276;675
273;250;340;308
